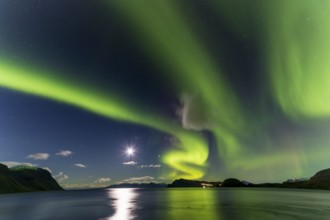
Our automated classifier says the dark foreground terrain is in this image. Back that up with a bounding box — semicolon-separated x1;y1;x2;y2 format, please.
0;163;63;194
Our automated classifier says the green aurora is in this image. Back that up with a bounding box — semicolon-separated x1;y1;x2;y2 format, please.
1;1;330;181
214;0;330;118
212;0;330;178
108;0;247;162
0;58;208;179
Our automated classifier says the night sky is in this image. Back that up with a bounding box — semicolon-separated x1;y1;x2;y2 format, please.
1;0;330;188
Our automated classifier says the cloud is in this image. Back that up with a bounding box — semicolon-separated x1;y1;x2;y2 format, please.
61;184;102;189
42;167;52;173
94;177;111;184
56;150;73;157
123;161;137;165
0;161;37;168
177;94;209;131
121;176;154;184
140;164;161;168
0;162;52;173
74;163;87;168
26;153;50;160
53;172;69;183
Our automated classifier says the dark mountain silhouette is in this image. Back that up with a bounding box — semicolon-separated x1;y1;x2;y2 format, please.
168;178;222;187
303;168;330;190
222;178;246;187
0;163;63;194
168;168;330;190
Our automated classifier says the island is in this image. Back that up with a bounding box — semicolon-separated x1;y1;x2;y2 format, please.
0;163;63;194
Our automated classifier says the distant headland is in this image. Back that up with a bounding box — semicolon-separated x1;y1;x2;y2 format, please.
167;168;330;190
0;163;63;194
107;168;330;190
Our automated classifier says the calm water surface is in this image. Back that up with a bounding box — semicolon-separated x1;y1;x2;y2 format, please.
0;188;330;220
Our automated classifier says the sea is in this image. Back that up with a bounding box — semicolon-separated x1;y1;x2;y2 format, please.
0;188;330;220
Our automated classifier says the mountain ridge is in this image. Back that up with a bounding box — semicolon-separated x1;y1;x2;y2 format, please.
0;163;63;194
167;168;330;190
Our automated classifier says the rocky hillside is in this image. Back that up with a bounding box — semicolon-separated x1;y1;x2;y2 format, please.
304;168;330;190
222;178;246;187
0;163;63;194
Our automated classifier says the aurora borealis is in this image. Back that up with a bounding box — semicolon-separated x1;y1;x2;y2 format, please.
1;0;330;186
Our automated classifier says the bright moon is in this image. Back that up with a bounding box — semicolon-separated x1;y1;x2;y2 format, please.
126;147;135;156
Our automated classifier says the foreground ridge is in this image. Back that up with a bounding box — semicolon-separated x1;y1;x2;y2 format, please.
0;163;63;194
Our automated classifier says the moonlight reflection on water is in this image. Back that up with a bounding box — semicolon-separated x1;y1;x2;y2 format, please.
105;188;137;220
1;188;330;219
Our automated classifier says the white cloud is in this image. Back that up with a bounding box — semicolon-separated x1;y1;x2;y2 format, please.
140;164;161;168
0;161;37;168
56;150;73;157
178;94;209;131
53;172;69;183
74;163;87;168
121;176;155;184
94;177;111;184
26;153;49;160
123;161;137;165
0;162;52;173
61;184;101;189
42;167;52;173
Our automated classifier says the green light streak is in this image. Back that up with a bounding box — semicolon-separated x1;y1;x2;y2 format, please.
209;0;330;180
108;0;247;169
0;58;208;179
162;131;208;179
214;0;330;119
2;0;330;182
264;1;330;118
0;60;140;124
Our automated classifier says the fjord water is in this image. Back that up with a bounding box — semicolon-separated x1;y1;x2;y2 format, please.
0;188;330;220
